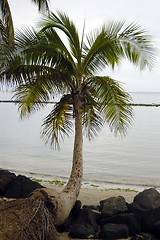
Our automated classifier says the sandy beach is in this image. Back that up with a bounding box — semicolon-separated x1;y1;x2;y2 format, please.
41;179;138;205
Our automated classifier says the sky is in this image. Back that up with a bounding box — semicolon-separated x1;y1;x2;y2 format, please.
6;0;160;92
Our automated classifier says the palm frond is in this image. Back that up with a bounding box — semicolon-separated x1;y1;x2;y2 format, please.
82;22;125;75
14;27;75;75
0;26;75;91
82;21;155;76
13;79;51;118
0;19;7;41
119;23;155;70
11;67;72;117
41;94;73;149
0;47;72;88
82;94;104;140
88;76;133;135
39;11;82;69
0;0;14;49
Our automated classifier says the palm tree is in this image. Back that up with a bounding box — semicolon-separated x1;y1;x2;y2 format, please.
0;11;155;225
0;0;50;49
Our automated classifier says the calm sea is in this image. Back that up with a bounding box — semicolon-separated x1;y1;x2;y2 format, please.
0;92;160;186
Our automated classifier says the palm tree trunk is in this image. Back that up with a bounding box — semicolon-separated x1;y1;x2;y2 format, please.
63;97;83;198
42;97;83;226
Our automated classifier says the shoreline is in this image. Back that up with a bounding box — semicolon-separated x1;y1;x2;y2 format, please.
7;169;160;193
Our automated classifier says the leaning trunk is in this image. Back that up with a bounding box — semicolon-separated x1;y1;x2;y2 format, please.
62;96;83;202
41;97;83;226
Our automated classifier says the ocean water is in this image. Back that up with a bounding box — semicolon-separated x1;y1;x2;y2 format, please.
0;92;160;186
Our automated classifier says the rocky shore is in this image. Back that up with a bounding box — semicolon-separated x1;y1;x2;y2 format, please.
58;188;160;240
1;170;160;240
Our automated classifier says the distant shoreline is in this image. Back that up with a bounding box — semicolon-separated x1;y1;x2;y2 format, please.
1;100;160;107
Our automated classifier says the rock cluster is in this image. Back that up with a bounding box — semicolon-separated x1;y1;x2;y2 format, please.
58;188;160;240
0;170;44;198
1;170;160;239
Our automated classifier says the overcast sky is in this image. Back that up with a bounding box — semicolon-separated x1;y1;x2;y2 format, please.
8;0;160;92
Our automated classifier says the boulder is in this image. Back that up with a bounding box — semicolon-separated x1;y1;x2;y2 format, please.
0;170;16;195
99;223;129;240
69;224;96;239
128;188;160;234
141;207;160;232
134;188;160;209
74;207;100;233
127;201;148;216
100;196;128;216
100;213;141;236
4;174;44;198
58;200;82;232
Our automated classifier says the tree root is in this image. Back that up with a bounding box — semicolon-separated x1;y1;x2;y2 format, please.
0;189;60;240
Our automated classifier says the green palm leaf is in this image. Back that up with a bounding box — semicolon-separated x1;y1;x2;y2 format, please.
82;21;155;76
39;11;82;75
88;76;133;135
81;85;104;139
12;67;72;117
0;0;14;49
83;100;104;140
119;23;155;70
41;94;73;149
0;0;50;49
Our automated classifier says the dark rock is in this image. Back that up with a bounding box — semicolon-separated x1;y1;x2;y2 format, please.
0;170;16;195
127;201;148;216
99;223;129;240
100;213;141;236
57;200;82;232
127;189;160;234
75;208;100;233
134;188;160;209
152;221;160;238
101;208;120;218
141;206;160;232
72;200;82;215
100;196;128;215
4;174;44;198
83;205;99;211
69;224;96;239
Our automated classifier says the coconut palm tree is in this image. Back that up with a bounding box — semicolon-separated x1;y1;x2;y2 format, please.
0;0;49;49
0;11;155;225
